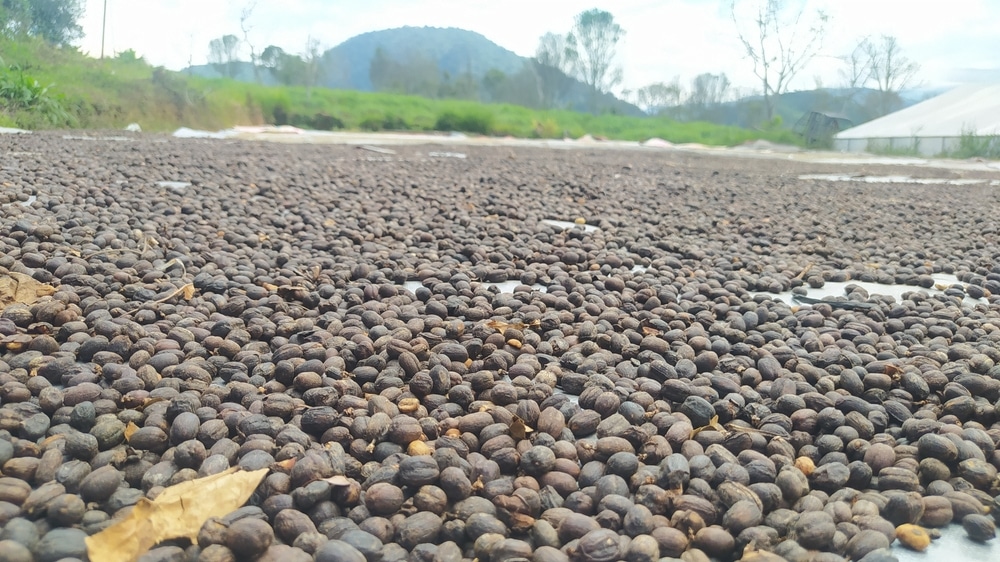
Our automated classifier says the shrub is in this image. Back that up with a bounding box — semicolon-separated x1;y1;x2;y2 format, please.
434;108;494;135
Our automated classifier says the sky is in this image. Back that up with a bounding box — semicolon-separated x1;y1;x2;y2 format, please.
77;0;1000;95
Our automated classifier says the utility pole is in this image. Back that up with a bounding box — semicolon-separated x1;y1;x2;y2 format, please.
100;0;107;59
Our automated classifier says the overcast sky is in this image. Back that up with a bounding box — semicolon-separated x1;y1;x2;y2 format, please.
78;0;1000;94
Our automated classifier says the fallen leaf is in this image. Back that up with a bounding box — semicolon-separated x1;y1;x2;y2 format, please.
85;467;267;562
139;397;166;411
510;415;534;440
641;326;661;336
181;283;195;300
322;218;336;228
0;272;55;309
262;283;278;292
274;458;296;472
690;415;723;439
485;319;540;333
884;364;903;377
123;422;139;442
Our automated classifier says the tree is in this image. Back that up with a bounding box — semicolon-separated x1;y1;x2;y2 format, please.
686;73;731;121
840;37;873;91
481;69;507;102
239;2;260;83
534;32;576;108
260;45;285;72
866;35;919;116
302;36;325;98
566;9;625;112
207;34;241;78
481;65;543;107
634;79;682;115
1;0;82;45
730;0;827;122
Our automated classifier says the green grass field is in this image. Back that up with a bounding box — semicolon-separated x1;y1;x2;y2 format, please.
0;37;803;146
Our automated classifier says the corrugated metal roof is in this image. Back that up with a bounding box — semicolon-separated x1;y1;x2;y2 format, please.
835;83;1000;139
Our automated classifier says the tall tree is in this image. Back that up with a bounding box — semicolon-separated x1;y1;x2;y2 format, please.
302;36;325;98
239;1;261;83
1;0;82;45
840;37;873;91
207;34;241;78
534;32;575;108
866;35;919;116
566;9;625;112
260;45;285;72
686;73;731;121
730;0;827;121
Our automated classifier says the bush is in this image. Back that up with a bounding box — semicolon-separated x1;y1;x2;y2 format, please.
310;113;344;130
949;127;1000;159
532;118;561;138
359;113;408;131
434;108;494;135
0;64;72;127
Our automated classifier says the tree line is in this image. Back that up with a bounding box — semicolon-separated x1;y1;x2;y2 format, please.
211;1;921;125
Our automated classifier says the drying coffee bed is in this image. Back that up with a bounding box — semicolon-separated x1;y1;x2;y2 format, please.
0;132;998;562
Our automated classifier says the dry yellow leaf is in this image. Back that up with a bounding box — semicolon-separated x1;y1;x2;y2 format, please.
181;283;195;300
690;415;723;439
0;272;55;309
510;415;534;440
322;218;336;228
85;467;267;562
262;283;278;291
123;422;139;442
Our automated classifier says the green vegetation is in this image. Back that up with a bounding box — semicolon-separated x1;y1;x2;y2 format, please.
865;139;922;157
945;128;1000;159
0;36;805;146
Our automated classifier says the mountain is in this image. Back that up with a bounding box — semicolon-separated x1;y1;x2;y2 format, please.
320;27;526;92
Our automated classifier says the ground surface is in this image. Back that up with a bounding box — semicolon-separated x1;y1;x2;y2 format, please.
0;132;999;561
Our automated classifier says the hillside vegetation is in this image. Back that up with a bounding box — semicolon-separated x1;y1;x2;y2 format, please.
0;37;802;146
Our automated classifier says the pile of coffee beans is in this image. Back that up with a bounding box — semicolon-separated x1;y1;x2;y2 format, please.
0;133;998;562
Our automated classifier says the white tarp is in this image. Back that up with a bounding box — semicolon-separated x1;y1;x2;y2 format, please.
834;83;1000;155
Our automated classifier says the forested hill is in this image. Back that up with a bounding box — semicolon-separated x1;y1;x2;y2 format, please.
322;27;526;91
185;26;643;116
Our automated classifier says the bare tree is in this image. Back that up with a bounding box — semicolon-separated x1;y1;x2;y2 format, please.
566;9;625;112
302;35;325;99
240;1;261;83
866;35;920;115
840;37;873;90
534;32;576;109
730;0;828;122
